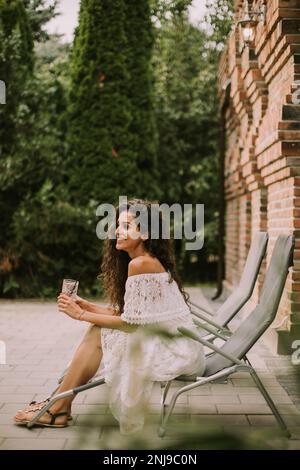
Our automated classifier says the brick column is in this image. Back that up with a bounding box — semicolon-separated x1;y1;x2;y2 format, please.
218;0;300;353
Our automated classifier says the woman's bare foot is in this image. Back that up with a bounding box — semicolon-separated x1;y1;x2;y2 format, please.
22;398;50;412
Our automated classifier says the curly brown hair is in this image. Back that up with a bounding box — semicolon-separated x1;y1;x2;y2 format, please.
99;198;190;314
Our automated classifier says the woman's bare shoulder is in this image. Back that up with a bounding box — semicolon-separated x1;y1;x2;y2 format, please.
128;255;165;277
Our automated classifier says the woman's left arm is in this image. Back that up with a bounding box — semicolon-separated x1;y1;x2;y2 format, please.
57;294;137;333
80;310;137;332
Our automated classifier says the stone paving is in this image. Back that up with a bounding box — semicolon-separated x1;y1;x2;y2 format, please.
0;288;300;450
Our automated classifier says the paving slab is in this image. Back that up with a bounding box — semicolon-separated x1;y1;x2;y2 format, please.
0;288;299;450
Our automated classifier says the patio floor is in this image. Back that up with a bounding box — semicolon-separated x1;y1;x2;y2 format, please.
0;287;300;450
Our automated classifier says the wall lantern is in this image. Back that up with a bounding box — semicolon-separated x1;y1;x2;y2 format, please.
238;1;266;45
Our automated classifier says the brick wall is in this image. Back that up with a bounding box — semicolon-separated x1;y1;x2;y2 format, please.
218;0;300;352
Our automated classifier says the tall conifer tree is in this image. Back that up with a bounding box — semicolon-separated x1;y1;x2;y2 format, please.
0;0;33;156
0;0;34;247
124;0;160;198
67;0;139;206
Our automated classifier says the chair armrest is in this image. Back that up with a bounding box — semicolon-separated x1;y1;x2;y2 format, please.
192;317;228;341
190;307;227;331
188;299;214;316
178;326;243;367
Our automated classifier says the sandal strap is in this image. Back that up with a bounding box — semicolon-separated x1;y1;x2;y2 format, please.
46;410;68;425
26;398;50;412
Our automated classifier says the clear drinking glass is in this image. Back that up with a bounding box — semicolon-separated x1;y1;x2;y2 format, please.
62;279;79;298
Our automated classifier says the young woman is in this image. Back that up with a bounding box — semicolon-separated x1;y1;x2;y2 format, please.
14;198;206;434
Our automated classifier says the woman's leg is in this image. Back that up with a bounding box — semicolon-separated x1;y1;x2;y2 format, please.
15;324;103;423
55;323;103;395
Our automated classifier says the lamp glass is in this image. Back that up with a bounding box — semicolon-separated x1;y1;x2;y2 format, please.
242;25;255;43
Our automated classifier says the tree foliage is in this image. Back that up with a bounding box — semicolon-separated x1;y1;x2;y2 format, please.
67;0;159;206
0;1;72;297
24;0;59;42
153;6;223;280
124;0;160;198
203;0;234;48
0;0;34;265
0;0;34;155
0;0;234;296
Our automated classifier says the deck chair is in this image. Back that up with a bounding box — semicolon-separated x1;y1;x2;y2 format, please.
158;234;294;438
27;234;292;438
189;231;268;336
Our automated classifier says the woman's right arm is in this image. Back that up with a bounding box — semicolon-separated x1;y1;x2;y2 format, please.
86;302;117;316
75;296;118;316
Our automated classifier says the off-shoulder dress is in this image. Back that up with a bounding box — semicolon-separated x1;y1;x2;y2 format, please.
99;271;206;434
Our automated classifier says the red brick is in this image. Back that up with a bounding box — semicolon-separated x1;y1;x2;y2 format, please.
220;1;300;340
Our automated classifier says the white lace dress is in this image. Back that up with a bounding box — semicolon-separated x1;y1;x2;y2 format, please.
100;271;206;435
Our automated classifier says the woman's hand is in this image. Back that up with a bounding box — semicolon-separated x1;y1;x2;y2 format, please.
57;293;84;320
74;294;90;310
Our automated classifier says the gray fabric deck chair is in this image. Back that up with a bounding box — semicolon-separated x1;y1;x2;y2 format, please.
190;231;268;337
158;234;294;438
26;234;292;437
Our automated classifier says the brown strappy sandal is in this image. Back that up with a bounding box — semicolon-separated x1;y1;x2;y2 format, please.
14;409;69;428
23;399;73;421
